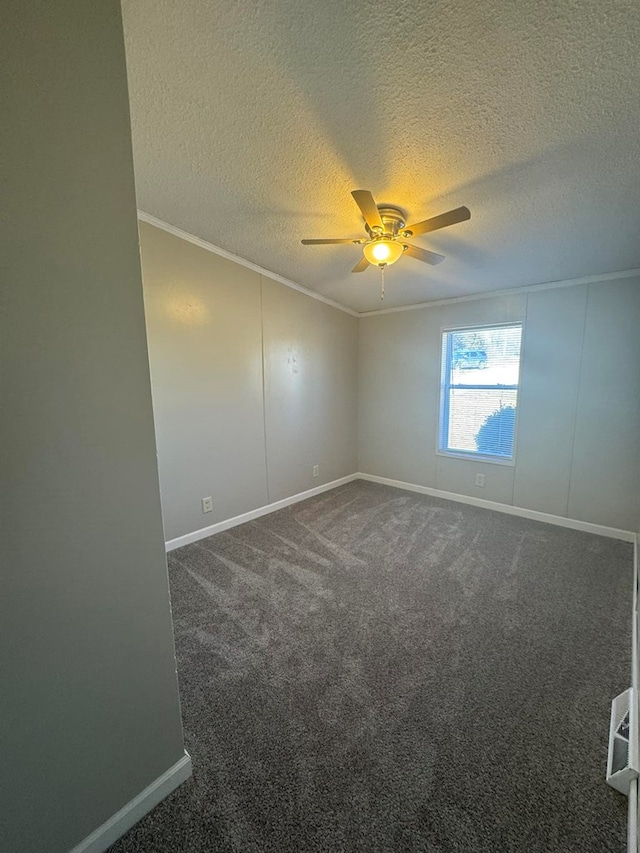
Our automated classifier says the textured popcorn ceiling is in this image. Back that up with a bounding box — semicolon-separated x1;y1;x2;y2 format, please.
122;0;640;313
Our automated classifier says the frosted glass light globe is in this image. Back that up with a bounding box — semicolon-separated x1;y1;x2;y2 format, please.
363;238;404;266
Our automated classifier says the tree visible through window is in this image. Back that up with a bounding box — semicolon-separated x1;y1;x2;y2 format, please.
439;324;523;461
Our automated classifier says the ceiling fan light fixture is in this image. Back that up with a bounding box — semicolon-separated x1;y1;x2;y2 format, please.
363;238;404;267
301;190;470;276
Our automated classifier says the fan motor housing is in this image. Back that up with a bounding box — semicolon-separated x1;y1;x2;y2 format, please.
365;205;407;238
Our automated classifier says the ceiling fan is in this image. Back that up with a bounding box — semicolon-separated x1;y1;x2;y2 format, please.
301;190;470;274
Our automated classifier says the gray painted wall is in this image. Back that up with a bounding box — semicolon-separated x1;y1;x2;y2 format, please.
358;279;640;531
262;278;359;503
1;4;186;852
142;215;639;538
139;223;359;541
567;280;640;528
140;223;269;539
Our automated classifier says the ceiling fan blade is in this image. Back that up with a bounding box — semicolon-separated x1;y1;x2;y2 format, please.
351;190;384;232
404;205;470;237
404;244;445;265
301;237;364;245
351;256;370;273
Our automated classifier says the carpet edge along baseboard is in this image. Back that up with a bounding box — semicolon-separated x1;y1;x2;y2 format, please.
165;472;635;550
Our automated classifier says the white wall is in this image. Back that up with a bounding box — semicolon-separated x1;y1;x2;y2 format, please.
141;220;639;538
567;281;640;528
1;3;187;853
358;278;640;531
139;223;268;539
262;278;359;502
139;222;358;542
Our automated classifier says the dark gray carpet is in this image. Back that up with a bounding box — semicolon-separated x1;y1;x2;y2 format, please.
109;481;632;852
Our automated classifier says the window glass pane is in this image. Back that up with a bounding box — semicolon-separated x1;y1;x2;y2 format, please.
446;388;518;457
450;325;521;386
439;324;522;461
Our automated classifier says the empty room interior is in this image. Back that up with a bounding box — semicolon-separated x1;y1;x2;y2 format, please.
4;1;640;852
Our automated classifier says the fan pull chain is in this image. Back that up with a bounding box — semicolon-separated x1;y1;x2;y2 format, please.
380;263;385;301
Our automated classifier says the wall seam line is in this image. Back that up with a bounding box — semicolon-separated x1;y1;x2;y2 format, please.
260;276;271;504
511;294;528;507
355;316;360;474
565;285;590;519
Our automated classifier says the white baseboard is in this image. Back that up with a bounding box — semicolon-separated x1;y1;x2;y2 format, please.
166;471;634;550
68;753;192;853
628;777;638;853
165;474;359;551
357;472;636;542
630;537;639;853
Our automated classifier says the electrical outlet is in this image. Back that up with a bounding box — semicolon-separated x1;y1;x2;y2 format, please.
202;496;213;513
475;473;485;488
313;465;319;478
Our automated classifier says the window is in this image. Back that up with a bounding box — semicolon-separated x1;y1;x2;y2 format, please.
438;323;523;462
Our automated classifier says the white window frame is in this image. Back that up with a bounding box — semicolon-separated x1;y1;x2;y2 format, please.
437;321;524;466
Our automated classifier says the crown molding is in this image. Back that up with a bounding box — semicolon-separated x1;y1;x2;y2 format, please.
137;212;640;318
137;211;358;317
357;267;640;316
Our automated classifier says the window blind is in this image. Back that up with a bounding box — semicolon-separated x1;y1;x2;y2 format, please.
439;323;523;461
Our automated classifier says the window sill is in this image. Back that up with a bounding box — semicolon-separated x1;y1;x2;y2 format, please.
436;449;516;467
